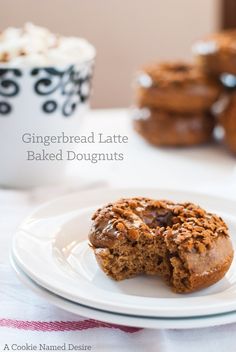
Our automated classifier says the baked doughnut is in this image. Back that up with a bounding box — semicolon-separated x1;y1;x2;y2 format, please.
135;62;221;113
89;198;233;293
193;30;236;76
132;108;215;147
219;92;236;153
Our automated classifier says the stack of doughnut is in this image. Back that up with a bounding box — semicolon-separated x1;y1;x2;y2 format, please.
193;30;236;154
133;29;236;154
133;62;221;146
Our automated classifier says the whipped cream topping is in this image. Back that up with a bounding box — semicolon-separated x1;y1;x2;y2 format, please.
0;23;95;67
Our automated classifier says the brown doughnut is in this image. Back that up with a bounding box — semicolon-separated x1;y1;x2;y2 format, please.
135;62;221;113
89;197;233;293
193;30;236;76
219;91;236;153
132;108;215;147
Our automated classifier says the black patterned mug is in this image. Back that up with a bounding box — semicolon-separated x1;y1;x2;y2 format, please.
0;59;95;188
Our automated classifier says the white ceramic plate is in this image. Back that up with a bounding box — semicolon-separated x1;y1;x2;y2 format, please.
12;188;236;318
11;253;236;330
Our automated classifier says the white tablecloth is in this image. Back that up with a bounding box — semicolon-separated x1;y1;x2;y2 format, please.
1;109;236;352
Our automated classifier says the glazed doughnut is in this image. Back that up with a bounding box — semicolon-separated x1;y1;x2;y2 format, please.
193;30;236;76
89;197;233;293
135;62;221;113
132;108;215;147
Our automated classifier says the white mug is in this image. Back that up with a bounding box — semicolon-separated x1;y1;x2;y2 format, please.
0;59;94;188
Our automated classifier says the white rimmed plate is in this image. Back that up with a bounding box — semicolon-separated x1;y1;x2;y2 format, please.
11;188;236;318
11;252;236;330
